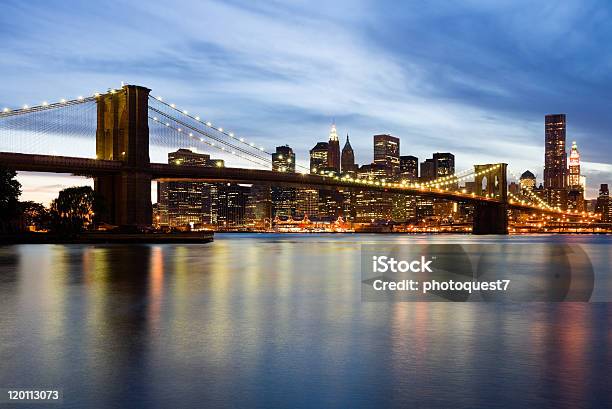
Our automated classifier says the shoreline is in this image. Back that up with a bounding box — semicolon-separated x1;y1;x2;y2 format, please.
0;232;214;244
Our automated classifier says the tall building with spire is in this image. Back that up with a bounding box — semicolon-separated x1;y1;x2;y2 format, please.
341;133;356;172
567;141;585;211
327;123;341;173
568;141;581;188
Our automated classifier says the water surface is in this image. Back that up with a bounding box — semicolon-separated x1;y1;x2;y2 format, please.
0;234;611;408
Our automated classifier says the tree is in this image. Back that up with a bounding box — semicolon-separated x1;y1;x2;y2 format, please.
0;168;22;232
50;186;103;234
18;201;50;231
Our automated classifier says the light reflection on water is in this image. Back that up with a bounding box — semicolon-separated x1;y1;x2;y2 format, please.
0;234;611;409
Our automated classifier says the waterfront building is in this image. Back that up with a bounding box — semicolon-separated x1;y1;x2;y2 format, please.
217;183;250;229
391;194;417;223
355;190;393;222
340;189;356;222
416;196;434;219
296;188;319;219
246;184;271;228
157;148;222;228
355;164;393;221
544;114;568;209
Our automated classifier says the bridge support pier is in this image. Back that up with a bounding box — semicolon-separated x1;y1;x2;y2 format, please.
94;85;152;226
473;202;508;235
95;172;152;226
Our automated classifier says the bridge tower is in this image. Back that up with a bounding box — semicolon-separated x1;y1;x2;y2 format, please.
94;85;152;226
472;163;508;235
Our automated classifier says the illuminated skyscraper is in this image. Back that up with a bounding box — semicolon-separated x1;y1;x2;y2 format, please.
327;123;340;173
217;183;250;228
568;141;581;188
432;153;455;178
271;146;296;218
597;184;612;222
567;141;585;212
519;170;536;192
157;148;222;228
295;188;319;219
246;184;271;228
544;114;568;208
272;145;295;173
309;141;328;174
373;134;400;176
400;155;418;180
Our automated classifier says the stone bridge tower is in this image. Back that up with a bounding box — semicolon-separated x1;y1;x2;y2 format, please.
472;163;508;234
94;85;152;226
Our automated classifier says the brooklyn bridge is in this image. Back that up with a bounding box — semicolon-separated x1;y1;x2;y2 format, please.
0;85;598;234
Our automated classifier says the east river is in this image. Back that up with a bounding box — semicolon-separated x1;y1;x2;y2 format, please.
1;234;611;408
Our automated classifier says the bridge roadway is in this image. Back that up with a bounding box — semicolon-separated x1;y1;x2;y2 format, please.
0;151;560;215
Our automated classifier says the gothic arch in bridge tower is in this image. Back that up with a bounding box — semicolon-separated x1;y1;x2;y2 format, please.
472;163;509;235
474;164;507;201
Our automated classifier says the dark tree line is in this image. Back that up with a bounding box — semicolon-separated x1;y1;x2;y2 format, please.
0;168;104;234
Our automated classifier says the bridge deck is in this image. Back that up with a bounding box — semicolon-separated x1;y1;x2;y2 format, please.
0;151;565;214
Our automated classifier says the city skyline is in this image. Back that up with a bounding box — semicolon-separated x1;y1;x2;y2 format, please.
2;1;612;203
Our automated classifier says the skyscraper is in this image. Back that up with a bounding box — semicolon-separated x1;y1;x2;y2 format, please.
544;114;568;209
271;146;296;218
295;189;319;219
341;134;356;172
400;155;418;180
568;141;581;188
217;183;250;229
272;145;296;173
432;152;455;178
309;141;329;174
246;184;271;228
327;123;340;173
567;141;585;211
596;184;611;222
419;153;455;182
373;134;400;176
420;159;435;182
157;148;222;228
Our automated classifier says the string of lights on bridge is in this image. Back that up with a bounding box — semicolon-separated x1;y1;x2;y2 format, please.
148;115;272;168
150;96;268;154
0;88;603;221
419;165;504;189
1;96;95;118
148;95;314;174
507;171;600;219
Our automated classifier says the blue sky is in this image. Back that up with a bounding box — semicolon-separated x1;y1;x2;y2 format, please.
2;0;612;203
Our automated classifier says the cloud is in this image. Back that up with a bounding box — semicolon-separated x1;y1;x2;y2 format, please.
1;0;611;199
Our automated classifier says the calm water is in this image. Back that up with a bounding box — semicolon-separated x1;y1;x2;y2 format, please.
0;234;611;409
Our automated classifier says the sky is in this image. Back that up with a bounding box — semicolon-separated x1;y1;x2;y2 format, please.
1;0;612;203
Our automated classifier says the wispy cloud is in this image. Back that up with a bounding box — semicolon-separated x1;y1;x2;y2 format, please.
1;0;611;202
